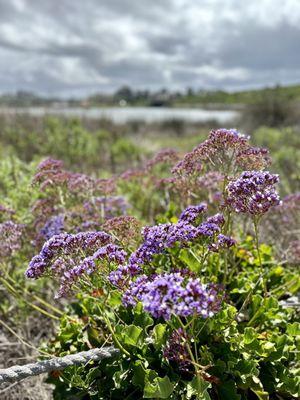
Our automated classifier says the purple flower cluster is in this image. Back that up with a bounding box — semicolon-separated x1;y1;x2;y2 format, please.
120;168;146;181
172;129;249;176
108;263;141;288
109;206;226;287
102;216;142;246
123;272;223;320
236;147;271;170
67;173;98;194
84;196;129;220
0;220;24;257
56;243;127;297
275;192;300;222
179;203;207;223
127;221;197;267
146;148;180;170
197;171;224;190
171;150;203;176
226;171;281;215
0;204;14;220
68;175;116;196
40;214;65;241
32;158;69;189
26;231;112;281
172;129;272;178
33;158;116;197
209;128;250;150
163;328;193;376
206;213;225;226
209;234;236;252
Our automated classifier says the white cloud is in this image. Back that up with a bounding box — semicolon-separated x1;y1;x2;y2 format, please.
0;0;299;95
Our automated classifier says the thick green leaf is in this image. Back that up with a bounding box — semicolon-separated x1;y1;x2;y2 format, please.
143;375;174;399
217;380;241;400
133;303;154;329
179;248;202;273
244;327;258;344
122;325;143;347
153;324;167;349
132;361;146;389
186;376;211;400
286;322;300;336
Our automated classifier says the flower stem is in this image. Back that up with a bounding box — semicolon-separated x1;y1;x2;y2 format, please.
253;218;267;296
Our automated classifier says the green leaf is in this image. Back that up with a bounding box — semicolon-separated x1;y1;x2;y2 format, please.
250;376;269;400
153;324;167;350
143;375;174;399
179;248;202;273
250;389;269;400
286;322;300;336
108;290;122;306
122;325;143;347
217;380;241;400
186;377;211;400
113;370;127;389
244;327;258;344
132;361;146;389
134;303;154;329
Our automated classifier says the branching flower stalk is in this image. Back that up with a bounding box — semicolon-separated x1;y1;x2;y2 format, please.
253;216;267;296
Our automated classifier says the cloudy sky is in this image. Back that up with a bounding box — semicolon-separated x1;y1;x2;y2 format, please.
0;0;300;96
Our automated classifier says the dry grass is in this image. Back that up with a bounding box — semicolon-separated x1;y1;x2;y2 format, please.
0;314;55;400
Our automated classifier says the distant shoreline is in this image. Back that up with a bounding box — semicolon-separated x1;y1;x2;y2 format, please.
0;106;239;124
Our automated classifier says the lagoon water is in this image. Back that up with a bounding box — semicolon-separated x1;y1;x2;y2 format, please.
0;106;239;124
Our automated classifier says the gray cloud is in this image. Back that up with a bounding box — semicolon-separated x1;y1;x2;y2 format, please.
0;0;300;96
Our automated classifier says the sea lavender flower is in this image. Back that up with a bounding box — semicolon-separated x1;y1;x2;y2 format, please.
274;192;300;223
145;148;180;170
57;243;127;297
0;204;14;220
164;328;193;376
208;128;250;150
195;213;225;238
197;222;221;237
84;196;129;220
31;198;56;220
109;207;225;287
209;234;236;252
197;171;224;190
67;173;97;194
96;178;116;196
226;171;281;215
179;203;207;223
40;214;65;241
122;272;223;320
0;220;24;257
236;147;271;170
36;158;64;172
32;158;69;189
128;220;198;268
206;213;225;226
119;168;146;181
27;230;128;297
26;231;111;279
108;263;142;288
102;216;142;246
172;129;250;176
172;150;203;176
26;255;48;278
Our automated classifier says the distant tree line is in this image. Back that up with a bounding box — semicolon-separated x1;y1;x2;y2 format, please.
1;83;300;108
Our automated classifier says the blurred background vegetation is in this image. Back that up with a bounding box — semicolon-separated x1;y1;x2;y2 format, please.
0;85;299;194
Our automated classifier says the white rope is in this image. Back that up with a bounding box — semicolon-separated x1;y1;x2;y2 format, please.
0;346;119;385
